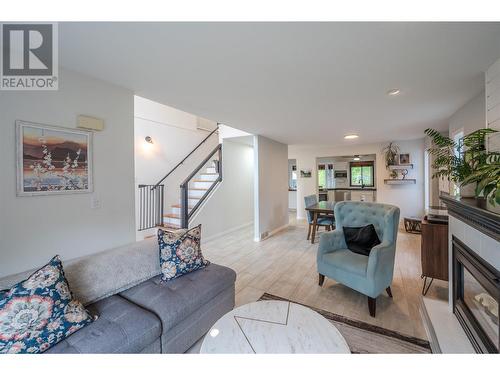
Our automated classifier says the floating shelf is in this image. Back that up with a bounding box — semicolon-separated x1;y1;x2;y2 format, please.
384;179;416;185
388;164;414;170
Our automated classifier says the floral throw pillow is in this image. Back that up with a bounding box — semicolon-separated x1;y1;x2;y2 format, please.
0;256;95;354
158;225;209;282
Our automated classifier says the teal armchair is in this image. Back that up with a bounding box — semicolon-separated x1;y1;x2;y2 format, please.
317;201;400;317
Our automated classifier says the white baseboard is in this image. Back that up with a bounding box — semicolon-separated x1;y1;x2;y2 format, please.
254;223;289;242
202;221;253;244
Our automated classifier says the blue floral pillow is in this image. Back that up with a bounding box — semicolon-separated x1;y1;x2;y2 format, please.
0;256;95;354
158;225;209;282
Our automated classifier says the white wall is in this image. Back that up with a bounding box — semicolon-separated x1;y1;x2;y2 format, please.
134;96;219;239
254;135;289;240
486;57;500;152
191;139;254;241
449;91;486;138
289;139;425;222
218;124;251;141
0;69;135;277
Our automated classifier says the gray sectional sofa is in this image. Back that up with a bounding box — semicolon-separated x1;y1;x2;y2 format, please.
0;237;236;353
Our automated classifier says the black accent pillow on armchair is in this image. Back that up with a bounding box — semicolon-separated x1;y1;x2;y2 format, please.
343;224;381;256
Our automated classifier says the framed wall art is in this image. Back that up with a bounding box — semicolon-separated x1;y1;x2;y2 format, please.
16;120;93;196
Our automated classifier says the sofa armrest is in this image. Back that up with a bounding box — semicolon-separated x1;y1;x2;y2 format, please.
318;230;346;257
366;241;395;279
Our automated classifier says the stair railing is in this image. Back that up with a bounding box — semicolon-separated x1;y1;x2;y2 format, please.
138;184;164;231
138;124;219;231
180;143;222;228
151;125;219;190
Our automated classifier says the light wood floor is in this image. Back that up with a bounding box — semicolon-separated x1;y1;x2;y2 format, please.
202;214;448;340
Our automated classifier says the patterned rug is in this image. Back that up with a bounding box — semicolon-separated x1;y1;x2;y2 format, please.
259;293;431;354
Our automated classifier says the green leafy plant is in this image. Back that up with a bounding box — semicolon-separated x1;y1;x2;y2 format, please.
462;153;500;205
425;128;499;205
382;142;400;168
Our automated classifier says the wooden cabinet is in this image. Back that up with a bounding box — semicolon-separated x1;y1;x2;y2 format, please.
421;217;449;282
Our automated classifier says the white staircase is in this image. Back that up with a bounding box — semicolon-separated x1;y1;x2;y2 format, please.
162;164;219;228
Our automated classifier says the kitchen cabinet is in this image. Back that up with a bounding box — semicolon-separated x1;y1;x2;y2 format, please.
351;190;375;202
288;190;297;210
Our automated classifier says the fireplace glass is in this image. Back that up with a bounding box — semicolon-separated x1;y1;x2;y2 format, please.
463;267;499;351
453;236;500;353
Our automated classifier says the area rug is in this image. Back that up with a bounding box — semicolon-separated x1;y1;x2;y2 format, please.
259;293;431;354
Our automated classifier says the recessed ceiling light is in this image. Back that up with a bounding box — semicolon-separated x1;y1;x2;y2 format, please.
344;134;359;140
353;156;360;161
387;88;401;96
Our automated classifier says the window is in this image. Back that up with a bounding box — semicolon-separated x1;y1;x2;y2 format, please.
290;165;297;189
350;161;374;187
289;161;297;189
317;164;326;188
451;131;464;196
317;163;334;189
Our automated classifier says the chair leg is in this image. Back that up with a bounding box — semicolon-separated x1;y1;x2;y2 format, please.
368;297;376;317
318;274;325;286
386;287;393;298
307;224;312;240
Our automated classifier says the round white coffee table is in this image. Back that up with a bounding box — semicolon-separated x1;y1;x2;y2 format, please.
200;300;350;353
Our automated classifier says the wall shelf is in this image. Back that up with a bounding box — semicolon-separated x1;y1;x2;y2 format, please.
388;164;414;170
384;179;416;185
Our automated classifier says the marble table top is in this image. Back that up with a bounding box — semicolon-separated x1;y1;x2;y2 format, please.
200;300;351;354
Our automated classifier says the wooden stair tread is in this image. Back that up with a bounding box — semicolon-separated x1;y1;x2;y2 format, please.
193;179;215;183
190;187;209;191
200;172;218;175
171;204;194;209
162;223;181;229
164;213;180;219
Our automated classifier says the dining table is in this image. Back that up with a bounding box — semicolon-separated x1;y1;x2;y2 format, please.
304;201;336;244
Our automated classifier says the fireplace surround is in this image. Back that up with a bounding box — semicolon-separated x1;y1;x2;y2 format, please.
452;236;499;353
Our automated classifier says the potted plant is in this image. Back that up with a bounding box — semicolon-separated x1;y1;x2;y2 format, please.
382;142;400;179
461;153;500;211
425;128;499;208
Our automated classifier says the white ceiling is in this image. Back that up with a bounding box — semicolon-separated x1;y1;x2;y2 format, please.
59;22;500;146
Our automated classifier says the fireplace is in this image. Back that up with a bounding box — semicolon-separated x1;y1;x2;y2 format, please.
452;236;500;353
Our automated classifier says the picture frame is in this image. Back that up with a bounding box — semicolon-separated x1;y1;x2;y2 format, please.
16;120;94;196
300;169;312;178
399;153;410;165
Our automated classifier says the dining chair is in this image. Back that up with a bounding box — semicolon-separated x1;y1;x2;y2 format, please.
304;195;335;242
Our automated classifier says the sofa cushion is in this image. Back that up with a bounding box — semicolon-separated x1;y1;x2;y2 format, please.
0;256;95;354
158;225;208;282
322;249;368;277
0;237;161;307
45;295;161;353
120;263;236;333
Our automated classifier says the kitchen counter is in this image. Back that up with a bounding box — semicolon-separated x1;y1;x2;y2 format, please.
326;187;377;191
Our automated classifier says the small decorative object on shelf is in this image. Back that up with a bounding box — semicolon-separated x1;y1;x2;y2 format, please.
383;143;413;183
382;142;399;167
399;153;410;165
300;169;312;178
